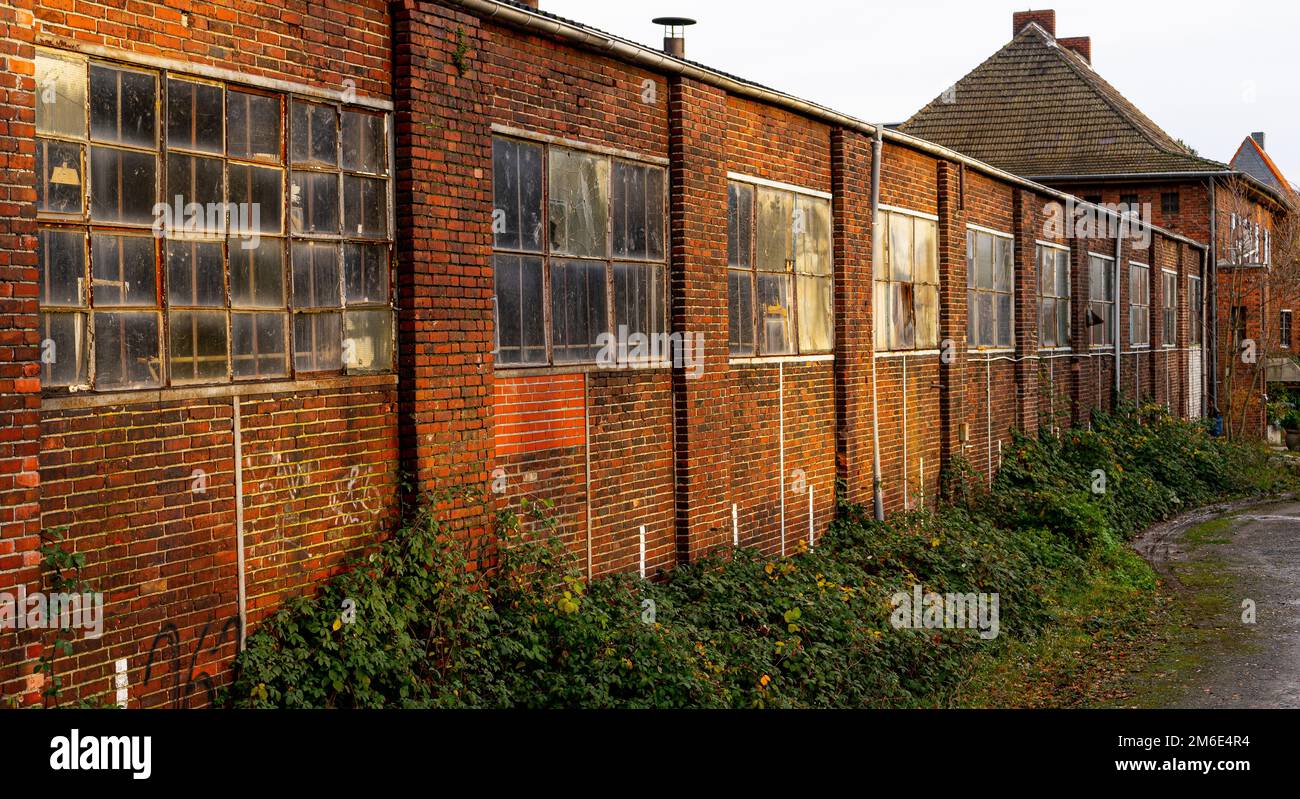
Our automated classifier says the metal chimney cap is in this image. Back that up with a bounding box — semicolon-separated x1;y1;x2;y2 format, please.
652;16;697;26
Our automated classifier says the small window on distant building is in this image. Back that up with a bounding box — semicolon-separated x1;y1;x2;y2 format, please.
1189;276;1203;347
1120;193;1139;214
1162;270;1176;347
1083;195;1102;205
1230;305;1248;346
1281;310;1292;350
1161;192;1180;215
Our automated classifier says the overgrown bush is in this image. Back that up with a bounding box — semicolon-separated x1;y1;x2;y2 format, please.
230;403;1296;708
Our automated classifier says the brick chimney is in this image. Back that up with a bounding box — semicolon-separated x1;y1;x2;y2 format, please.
518;0;539;8
1013;10;1056;38
1059;36;1091;63
1252;132;1266;150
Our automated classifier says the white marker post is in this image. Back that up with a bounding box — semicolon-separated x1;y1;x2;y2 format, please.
732;503;739;547
639;525;646;579
807;485;814;550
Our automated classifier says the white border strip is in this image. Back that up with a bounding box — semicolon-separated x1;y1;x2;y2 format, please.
966;223;1013;239
728;172;832;200
1035;239;1071;251
879;204;939;222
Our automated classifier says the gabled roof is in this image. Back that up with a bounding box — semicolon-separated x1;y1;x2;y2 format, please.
1230;136;1293;193
898;23;1228;177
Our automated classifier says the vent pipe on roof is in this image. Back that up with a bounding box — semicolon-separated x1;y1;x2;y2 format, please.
1012;9;1056;38
653;16;695;58
1252;132;1266;150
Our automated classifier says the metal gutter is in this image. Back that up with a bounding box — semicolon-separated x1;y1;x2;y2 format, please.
447;0;1208;250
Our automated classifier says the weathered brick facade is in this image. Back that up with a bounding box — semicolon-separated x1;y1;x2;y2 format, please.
1;0;1216;707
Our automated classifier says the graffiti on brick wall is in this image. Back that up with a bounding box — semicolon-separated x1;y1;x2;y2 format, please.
142;615;241;709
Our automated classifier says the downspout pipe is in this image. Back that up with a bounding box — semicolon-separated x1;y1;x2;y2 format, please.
1114;226;1123;405
870;126;885;522
1208;177;1220;416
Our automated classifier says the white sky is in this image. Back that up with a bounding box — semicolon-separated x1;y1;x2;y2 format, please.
540;0;1300;182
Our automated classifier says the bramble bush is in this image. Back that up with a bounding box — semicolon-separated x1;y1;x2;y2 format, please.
230;403;1296;708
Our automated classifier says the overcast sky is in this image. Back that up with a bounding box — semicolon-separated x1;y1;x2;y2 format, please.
542;0;1300;182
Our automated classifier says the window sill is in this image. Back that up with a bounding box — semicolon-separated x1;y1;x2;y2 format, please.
874;349;941;358
495;361;674;378
41;373;397;411
729;354;834;366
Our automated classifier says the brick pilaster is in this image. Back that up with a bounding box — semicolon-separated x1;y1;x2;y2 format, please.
936;161;967;470
1013;189;1040;433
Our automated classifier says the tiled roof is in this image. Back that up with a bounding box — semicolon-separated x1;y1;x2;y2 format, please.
899;23;1228;177
1230;136;1292;193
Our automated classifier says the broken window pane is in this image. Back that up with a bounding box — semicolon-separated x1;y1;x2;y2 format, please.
167;78;223;154
293;311;342;372
548;148;608;258
613;262;665;343
227;90;281;162
892;282;916;350
290;171;339;234
168;309;228;383
232;312;287;379
344;309;393;371
728;183;753;268
797;273;833;352
91;234;155;306
37;139;83;215
612;161;665;261
228;163;283;234
165;153;223;230
795;195;832;277
492;137;543;253
341;111;385;174
550;258;607;362
39;229;87;307
36;51;86;138
166;240;224;306
342;175;387;238
343;243;388;305
292;241;340;308
90;146;157;224
89;64;156;148
915;282;938;349
876;280;891;350
493;254;545;365
230;237;284;308
290;100;337;166
889;213;913;283
913;217;937;285
757;272;793;354
728;269;755;355
40;312;87;387
756;188;792;272
93;311;161;389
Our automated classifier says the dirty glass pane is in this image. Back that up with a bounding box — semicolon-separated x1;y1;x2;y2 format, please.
996;292;1013;346
344;309;393;371
1058;299;1070;347
1038;247;1052;295
612;161;664;261
1040;298;1056;347
492;137;543;253
915;282;938;349
891;282;916;350
290;100;337;166
39;229;86;307
876;280;891;350
1089;255;1112;301
169;309;228;383
728;269;754;355
756;188;792;272
342;175;387;238
290;171;339;234
492;254;545;365
1056;251;1070;298
994;236;1012;292
797;273;833;352
167;78;223;154
228;163;283;234
293;311;342;372
93;311;161;389
36;52;86;138
40;313;87;387
728;183;753;268
89;65;156;148
90;146;157;224
967;288;978;345
166;239;224;306
341;110;385;174
165;153;223;230
613;262;664;343
550;258;607;362
227;90;281;162
1189;277;1203;345
757;272;793;354
976;292;993;348
37;139;83;215
548;148;608;258
877;213;890;282
344;243;388;305
889;213;913;283
966;231;976;289
232;311;287;379
91;234;155;306
230;237;284;307
913;217;937;284
973;231;993;289
291;241;340;308
796;195;831;277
